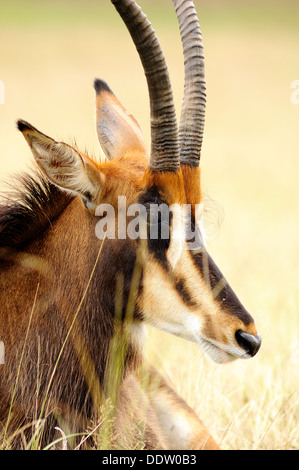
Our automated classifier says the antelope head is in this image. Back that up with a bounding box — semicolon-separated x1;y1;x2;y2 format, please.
17;0;261;364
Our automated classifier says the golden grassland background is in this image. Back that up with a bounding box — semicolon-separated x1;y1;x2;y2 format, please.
0;0;298;449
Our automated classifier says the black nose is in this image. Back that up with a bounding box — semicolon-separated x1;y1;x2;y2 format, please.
235;330;261;357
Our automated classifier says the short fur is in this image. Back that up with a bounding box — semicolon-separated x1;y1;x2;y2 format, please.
0;0;261;450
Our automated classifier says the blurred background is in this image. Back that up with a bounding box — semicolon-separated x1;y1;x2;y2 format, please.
0;0;298;449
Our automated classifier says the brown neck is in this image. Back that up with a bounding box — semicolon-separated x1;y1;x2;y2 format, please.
0;195;143;426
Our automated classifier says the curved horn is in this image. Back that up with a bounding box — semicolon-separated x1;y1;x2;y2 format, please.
173;0;206;166
111;0;180;172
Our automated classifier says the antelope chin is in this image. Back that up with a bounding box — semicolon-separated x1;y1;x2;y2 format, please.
198;337;249;364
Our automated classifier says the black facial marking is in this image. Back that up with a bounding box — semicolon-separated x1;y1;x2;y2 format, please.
175;277;198;308
138;186;171;269
191;247;254;325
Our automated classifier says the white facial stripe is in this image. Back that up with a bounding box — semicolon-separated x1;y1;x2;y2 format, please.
166;203;207;267
166;204;185;269
152;314;202;343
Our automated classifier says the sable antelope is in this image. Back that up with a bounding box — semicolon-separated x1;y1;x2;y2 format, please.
0;0;261;450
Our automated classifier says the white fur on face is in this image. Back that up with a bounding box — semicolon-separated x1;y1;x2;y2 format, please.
166;203;185;269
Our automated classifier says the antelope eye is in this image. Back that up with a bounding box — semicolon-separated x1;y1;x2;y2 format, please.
186;221;204;251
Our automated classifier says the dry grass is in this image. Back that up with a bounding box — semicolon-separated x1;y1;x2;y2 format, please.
0;0;298;450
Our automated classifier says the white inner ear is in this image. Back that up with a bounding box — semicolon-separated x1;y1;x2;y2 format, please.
97;99;146;160
167;204;185;269
31;138;97;199
32;141;49;159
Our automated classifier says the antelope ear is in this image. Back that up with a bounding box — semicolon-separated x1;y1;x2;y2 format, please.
94;78;147;160
17;120;102;209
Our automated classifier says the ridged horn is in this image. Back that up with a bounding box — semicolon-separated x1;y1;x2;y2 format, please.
173;0;206;166
111;0;180;172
